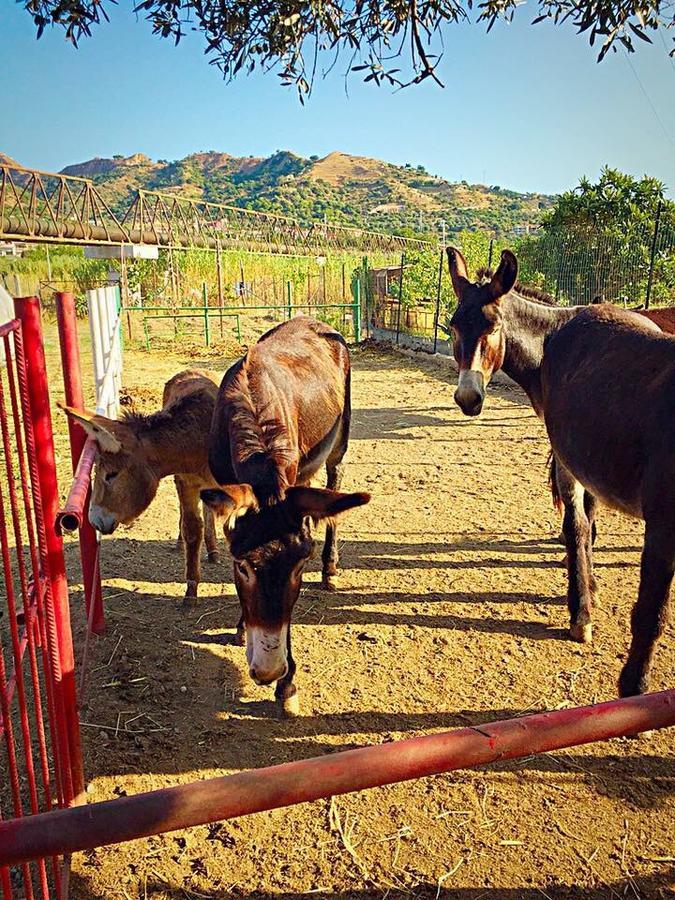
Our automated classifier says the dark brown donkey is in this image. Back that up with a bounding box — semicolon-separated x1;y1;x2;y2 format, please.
201;315;369;716
446;247;675;695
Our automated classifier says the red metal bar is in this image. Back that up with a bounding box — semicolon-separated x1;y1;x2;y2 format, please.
0;690;673;867
55;291;104;634
55;438;96;534
12;325;67;813
9;327;65;898
14;296;85;804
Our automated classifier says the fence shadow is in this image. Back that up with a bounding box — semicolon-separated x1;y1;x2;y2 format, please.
70;871;675;899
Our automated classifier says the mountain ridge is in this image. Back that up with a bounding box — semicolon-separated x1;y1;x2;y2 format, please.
52;149;553;236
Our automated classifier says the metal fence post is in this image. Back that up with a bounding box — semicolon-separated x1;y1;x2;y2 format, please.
432;248;444;354
362;256;370;338
645;200;662;309
352;278;361;343
55;292;105;636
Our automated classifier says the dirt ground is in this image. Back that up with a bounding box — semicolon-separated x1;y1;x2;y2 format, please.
54;334;673;899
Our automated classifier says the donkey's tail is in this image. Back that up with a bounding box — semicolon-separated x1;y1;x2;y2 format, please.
547;450;563;514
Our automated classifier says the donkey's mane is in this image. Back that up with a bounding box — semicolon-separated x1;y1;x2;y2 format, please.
121;390;210;435
475;267;558;307
224;361;295;501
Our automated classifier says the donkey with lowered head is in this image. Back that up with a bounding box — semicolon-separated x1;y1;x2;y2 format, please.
201;315;370;716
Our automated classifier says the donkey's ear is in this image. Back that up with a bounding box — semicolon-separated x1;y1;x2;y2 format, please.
488;250;518;303
446;247;470;300
58;403;122;454
285;487;370;524
200;485;259;533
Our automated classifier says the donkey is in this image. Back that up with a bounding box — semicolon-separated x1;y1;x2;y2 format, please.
200;315;370;716
446;247;675;695
62;369;221;602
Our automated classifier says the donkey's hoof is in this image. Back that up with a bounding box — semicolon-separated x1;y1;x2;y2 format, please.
570;622;592;643
321;575;339;592
234;627;246;647
207;551;221;565
281;694;301;718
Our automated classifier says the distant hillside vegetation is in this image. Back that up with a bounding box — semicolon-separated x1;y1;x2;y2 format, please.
57;150;553;238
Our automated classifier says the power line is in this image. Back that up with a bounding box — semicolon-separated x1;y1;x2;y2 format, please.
624;51;675;150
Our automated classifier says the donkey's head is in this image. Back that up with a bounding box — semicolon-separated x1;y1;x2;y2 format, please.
201;485;369;685
445;247;518;416
61;406;159;534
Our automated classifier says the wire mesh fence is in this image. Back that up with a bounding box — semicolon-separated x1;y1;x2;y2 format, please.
368;206;675;344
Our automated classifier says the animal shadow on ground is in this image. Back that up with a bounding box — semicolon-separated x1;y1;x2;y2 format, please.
70;534;636;594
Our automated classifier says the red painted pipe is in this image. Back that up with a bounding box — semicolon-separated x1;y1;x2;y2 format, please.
14;296;85;802
55;438;97;534
54;291;105;635
0;690;672;867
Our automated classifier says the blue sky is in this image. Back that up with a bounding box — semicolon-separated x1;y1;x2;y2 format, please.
1;2;673;196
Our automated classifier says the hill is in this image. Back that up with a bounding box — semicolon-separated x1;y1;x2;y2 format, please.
56;149;552;238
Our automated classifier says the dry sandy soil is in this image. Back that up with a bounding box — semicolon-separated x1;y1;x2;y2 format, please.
50;333;673;899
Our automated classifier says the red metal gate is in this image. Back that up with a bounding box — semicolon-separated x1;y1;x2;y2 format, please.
0;294;673;895
0;297;84;899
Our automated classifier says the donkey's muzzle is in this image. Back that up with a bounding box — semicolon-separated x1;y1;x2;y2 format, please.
454;369;485;417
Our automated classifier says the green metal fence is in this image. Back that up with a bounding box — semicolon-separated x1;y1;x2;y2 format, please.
123;278;363;350
367;209;675;345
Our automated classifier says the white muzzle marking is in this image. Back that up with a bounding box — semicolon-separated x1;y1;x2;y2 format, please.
88;504;118;535
246;624;289;685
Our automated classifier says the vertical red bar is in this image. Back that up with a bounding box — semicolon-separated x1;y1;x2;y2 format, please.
14;296;85;804
54;292;105;635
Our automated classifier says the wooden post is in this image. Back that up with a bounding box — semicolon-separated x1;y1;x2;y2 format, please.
286;281;293;320
433;248;444;354
203;282;210;347
395;253;405;345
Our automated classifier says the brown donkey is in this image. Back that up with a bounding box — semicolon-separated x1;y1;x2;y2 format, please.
62;369;221;602
542;306;674;696
446;247;675;695
201;315;369;716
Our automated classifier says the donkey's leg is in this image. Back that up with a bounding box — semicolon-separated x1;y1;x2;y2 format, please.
584;491;599;595
175;477;185;553
321;457;346;591
557;463;595;643
203;503;221;564
275;626;299;716
176;479;204;603
322;380;351;591
618;521;674;697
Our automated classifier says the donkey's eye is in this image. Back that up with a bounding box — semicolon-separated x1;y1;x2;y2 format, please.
104;471;118;484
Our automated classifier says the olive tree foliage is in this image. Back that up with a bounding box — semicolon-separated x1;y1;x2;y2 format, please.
22;0;674;97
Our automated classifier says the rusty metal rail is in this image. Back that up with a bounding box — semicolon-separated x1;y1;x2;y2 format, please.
0;162;433;255
0;690;673;868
